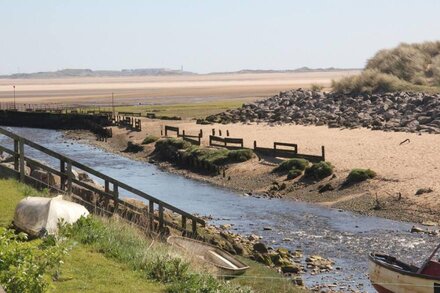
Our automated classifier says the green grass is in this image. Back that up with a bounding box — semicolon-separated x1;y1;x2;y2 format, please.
304;161;333;181
346;168;376;184
273;159;309;173
287;169;302;180
142;134;159;145
0;179;308;293
231;257;307;293
52;245;164;293
87;100;249;119
0;178;48;227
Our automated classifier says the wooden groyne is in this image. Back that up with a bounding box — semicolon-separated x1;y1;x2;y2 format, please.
0;127;205;236
0;110;112;138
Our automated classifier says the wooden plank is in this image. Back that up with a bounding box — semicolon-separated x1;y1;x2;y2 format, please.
0;145;15;155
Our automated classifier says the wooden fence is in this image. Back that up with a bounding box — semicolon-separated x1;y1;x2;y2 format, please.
253;140;324;162
116;116;142;132
0;127;205;236
164;125;180;136
209;135;244;149
180;130;201;146
118;111;142;117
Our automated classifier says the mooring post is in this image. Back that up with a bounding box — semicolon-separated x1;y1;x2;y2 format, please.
19;138;25;182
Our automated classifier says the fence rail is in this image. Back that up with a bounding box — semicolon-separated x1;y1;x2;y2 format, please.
0;127;204;236
209;135;244;149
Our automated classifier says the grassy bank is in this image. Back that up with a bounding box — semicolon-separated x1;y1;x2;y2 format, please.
83;99;252;119
333;41;440;94
0;178;307;293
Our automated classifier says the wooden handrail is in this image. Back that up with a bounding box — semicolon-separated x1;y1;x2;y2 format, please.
0;127;205;233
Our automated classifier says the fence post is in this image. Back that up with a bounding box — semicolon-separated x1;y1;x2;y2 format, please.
212;129;215;136
226;130;229;137
19;138;25;182
199;129;203;138
219;129;222;136
113;183;119;212
253;140;257;150
104;180;109;193
181;215;187;231
321;146;326;161
149;201;154;231
192;218;197;236
158;204;164;231
60;160;66;190
13;139;19;171
66;161;73;194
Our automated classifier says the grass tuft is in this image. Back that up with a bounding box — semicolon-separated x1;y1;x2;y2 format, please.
346;168;376;184
304;161;333;180
273;158;309;173
287;169;303;180
142;134;159;145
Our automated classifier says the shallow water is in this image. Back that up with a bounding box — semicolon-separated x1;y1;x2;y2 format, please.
1;127;438;292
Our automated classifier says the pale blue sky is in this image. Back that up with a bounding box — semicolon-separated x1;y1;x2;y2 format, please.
1;0;439;74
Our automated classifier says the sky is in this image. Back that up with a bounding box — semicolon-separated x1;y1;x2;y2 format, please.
1;0;440;74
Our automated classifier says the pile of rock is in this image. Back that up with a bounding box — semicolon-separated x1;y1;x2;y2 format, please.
206;89;440;133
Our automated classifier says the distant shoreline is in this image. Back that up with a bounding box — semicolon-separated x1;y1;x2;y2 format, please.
0;67;361;79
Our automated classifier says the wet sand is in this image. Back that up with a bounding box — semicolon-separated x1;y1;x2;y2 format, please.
0;71;357;105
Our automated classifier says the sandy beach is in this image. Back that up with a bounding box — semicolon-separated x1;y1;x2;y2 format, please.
0;71;357;105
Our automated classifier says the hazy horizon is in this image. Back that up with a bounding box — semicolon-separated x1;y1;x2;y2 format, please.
1;0;440;75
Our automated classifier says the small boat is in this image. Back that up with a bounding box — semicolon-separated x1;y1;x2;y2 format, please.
14;195;89;237
167;236;249;277
369;243;440;293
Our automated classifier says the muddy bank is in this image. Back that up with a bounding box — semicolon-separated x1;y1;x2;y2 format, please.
64;127;440;226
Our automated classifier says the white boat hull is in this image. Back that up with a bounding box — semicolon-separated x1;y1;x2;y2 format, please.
369;255;440;293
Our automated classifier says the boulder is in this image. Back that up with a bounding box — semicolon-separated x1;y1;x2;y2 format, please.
253;242;269;254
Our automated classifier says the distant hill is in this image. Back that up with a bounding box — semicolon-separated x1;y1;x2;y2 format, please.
0;68;196;79
0;66;359;79
209;67;359;75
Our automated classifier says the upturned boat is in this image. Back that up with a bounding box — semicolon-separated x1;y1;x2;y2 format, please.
167;236;249;277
